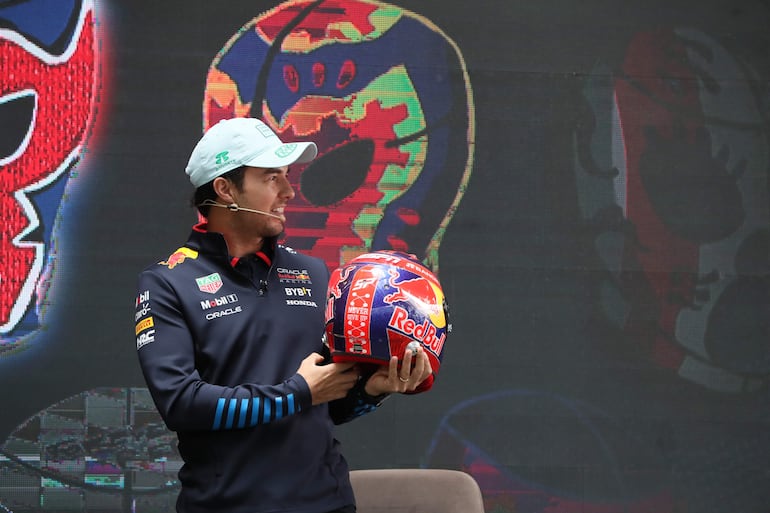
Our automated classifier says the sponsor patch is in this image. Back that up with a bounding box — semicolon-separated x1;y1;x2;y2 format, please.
135;290;152;321
277;267;312;283
286;299;318;307
205;306;243;320
135;303;152;322
135;316;154;335
196;273;223;294
284;287;312;297
135;290;150;307
275;142;297;158
160;247;198;269
200;294;238;310
136;329;155;349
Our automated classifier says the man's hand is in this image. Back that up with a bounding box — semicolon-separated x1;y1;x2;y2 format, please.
364;346;432;396
296;353;359;405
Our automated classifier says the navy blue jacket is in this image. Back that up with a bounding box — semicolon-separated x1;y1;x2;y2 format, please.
135;225;382;513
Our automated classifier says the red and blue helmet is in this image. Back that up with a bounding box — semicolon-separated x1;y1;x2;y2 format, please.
325;250;450;390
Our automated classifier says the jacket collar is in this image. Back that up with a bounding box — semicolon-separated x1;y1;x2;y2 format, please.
188;222;276;267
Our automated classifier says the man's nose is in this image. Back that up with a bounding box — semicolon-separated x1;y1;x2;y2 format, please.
281;176;296;199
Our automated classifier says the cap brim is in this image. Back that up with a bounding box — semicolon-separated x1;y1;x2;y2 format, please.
243;141;317;169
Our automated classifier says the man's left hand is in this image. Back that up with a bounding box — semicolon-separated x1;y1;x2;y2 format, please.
364;346;432;395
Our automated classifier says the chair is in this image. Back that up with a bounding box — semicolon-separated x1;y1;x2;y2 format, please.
349;468;485;513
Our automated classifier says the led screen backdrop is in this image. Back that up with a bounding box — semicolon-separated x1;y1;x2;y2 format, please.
1;0;769;511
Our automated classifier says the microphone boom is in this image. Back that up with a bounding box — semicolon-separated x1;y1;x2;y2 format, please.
199;199;283;220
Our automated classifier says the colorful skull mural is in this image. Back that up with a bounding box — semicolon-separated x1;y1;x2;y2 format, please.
203;0;474;272
0;0;99;354
574;27;770;392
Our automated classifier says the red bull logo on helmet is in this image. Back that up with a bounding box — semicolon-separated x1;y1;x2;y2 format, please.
387;305;445;357
384;269;443;318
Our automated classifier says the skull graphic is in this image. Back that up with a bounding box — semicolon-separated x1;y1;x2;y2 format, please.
203;0;474;273
574;27;770;392
0;0;98;353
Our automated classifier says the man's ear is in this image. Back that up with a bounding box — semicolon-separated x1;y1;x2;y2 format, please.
212;177;235;205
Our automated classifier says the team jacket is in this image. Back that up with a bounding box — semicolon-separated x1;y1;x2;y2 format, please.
135;224;383;513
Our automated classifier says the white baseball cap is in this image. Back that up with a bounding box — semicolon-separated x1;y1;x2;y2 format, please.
185;117;318;188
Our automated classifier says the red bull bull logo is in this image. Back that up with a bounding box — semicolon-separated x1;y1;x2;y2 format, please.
384;269;443;318
159;247;198;269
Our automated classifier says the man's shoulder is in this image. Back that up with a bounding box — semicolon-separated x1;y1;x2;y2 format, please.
277;244;315;262
141;246;202;276
276;245;328;273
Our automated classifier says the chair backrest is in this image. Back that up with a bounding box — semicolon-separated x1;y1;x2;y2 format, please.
349;468;485;513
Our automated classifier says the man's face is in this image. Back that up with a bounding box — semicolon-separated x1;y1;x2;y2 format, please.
227;166;295;239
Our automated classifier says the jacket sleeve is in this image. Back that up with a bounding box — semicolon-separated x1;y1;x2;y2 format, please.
134;269;313;432
328;377;389;425
324;346;389;425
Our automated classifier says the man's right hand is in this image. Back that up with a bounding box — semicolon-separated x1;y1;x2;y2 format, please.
296;352;359;405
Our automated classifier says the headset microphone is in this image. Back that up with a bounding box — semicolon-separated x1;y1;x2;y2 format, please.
198;199;283;220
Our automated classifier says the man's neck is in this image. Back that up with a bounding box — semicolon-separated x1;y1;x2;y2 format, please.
206;218;265;258
224;235;265;258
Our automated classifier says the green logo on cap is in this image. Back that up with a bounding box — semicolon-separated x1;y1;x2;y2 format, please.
275;143;297;158
215;151;230;165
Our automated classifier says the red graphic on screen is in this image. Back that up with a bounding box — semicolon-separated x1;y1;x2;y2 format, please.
614;29;706;372
576;27;770;392
0;1;99;351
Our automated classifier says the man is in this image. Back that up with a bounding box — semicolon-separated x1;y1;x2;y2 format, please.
134;117;431;513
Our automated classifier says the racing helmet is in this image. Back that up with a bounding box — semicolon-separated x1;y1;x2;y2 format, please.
325;250;450;392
